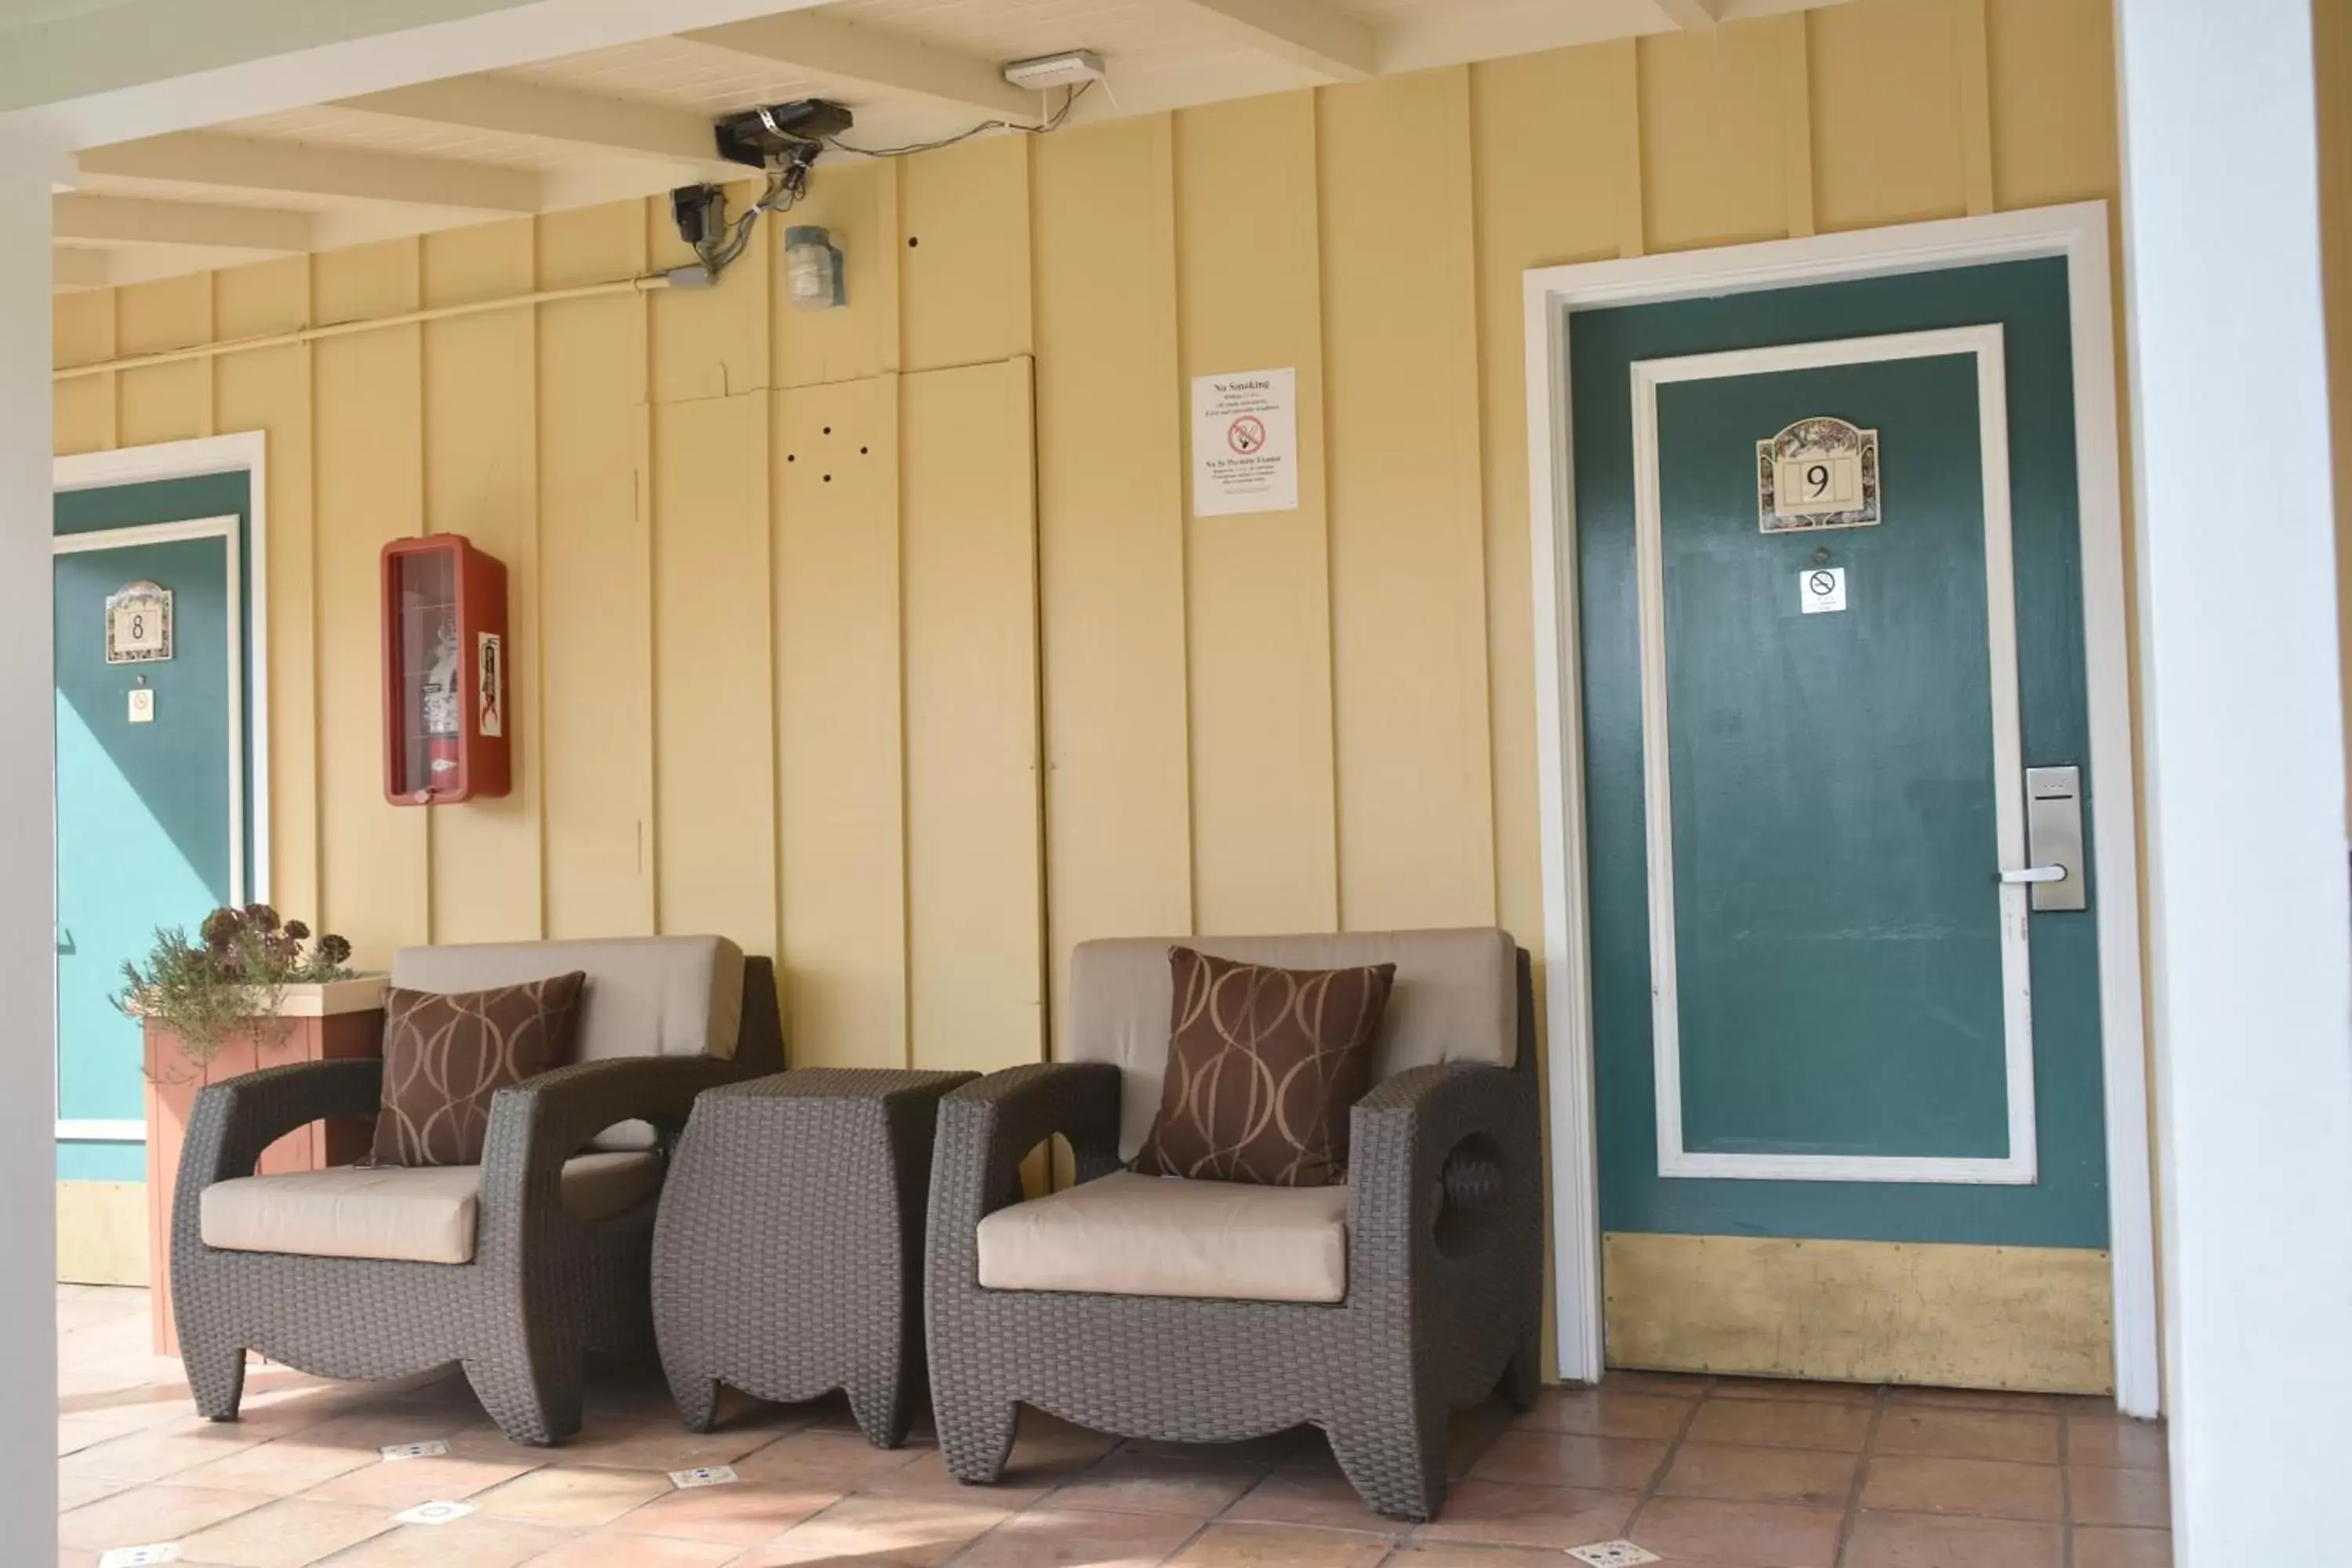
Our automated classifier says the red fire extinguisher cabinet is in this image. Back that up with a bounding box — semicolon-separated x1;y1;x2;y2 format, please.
382;533;510;804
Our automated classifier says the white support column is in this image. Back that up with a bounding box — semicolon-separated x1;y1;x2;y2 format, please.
0;127;59;1557
2117;1;2352;1558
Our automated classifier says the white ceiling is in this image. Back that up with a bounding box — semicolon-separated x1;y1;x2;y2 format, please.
51;0;1843;294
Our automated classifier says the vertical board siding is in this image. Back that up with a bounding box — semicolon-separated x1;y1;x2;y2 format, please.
1471;45;1643;949
212;258;315;919
537;206;655;939
1032;114;1194;1052
1806;0;1971;231
648;183;768;406
775;376;907;1067
775;158;902;390
2322;0;2352;805
899;137;1032;375
1319;70;1497;933
649;393;777;953
422;221;543;943
1952;0;1995;217
1638;26;1792;254
902;358;1045;1070
212;256;307;343
49;0;2124;1083
1984;0;2118;211
114;275;212;448
1174;90;1341;936
649;191;778;956
535;200;646;292
112;274;210;354
1776;19;1820;238
310;243;427;964
114;357;209;448
53;292;117;455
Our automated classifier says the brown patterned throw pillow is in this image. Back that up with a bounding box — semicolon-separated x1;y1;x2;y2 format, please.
368;974;587;1167
1131;948;1396;1187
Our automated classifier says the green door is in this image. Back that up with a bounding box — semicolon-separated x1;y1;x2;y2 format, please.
55;475;250;1189
1573;260;2111;1386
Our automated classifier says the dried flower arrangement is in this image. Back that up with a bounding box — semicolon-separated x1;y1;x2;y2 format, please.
117;904;357;1068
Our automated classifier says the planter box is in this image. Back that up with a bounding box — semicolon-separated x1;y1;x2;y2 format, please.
143;977;388;1356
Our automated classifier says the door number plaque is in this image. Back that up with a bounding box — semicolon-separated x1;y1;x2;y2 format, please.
105;580;173;664
1759;416;1880;532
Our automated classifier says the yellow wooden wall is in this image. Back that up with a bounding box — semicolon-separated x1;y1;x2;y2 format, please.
2318;0;2352;794
49;0;2121;1077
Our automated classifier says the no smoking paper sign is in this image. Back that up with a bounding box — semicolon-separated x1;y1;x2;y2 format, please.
1192;368;1298;517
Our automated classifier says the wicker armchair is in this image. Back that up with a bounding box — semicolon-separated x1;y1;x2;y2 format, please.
925;929;1542;1522
172;936;783;1446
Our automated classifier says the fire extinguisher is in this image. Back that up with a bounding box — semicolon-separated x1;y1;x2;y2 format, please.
421;620;461;792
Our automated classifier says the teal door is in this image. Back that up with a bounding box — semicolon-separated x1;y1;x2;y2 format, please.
1573;260;2111;1383
54;481;249;1186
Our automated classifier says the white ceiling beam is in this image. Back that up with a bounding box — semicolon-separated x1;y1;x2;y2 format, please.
0;0;844;151
1715;0;1863;16
335;77;735;172
53;191;313;252
1380;0;1677;71
78;132;542;212
685;13;1044;122
53;246;110;289
40;145;80;193
1171;0;1377;82
1651;0;1726;30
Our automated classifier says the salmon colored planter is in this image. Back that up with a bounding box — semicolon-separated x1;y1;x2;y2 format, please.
142;977;387;1356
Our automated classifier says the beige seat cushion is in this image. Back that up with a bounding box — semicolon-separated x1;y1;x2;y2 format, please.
199;1152;662;1266
975;1171;1348;1304
556;1151;665;1221
391;935;746;1150
390;936;746;1063
1069;929;1517;1160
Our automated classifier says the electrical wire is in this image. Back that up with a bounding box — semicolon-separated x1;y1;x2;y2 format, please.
679;81;1094;281
692;165;800;275
819;79;1095;160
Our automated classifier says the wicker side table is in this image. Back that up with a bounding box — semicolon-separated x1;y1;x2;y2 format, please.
652;1067;975;1447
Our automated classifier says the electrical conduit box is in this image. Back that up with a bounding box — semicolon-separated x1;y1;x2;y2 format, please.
382;533;510;804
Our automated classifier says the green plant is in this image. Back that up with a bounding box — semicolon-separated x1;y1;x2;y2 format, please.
117;904;356;1067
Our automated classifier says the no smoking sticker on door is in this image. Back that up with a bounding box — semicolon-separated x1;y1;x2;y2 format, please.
1799;566;1847;614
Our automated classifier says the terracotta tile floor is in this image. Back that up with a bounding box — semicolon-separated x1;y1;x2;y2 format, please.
55;1285;2172;1566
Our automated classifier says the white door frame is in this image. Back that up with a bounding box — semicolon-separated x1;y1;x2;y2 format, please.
1523;202;2159;1417
51;431;269;1147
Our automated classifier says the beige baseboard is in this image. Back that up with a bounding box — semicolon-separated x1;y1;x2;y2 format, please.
1603;1231;2114;1394
57;1180;151;1287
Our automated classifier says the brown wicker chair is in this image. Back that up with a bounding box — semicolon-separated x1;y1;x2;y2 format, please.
924;929;1543;1522
171;936;783;1446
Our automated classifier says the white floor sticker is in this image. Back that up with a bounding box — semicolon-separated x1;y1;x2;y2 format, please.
391;1501;475;1526
1568;1544;1662;1567
669;1465;739;1489
98;1548;180;1568
379;1439;448;1461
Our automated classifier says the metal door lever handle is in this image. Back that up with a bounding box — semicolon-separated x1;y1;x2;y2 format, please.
2001;866;2068;884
